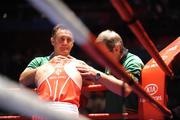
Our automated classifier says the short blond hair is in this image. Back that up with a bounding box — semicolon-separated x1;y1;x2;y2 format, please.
96;30;124;52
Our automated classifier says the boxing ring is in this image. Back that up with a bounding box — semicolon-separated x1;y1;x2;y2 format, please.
0;0;180;119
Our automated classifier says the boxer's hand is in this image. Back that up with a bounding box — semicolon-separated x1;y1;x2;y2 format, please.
76;63;97;81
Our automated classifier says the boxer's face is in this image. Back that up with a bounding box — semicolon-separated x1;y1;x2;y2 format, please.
51;29;74;56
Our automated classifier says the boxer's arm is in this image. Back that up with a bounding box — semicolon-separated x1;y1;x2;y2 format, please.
19;68;37;86
77;64;132;97
98;72;132;97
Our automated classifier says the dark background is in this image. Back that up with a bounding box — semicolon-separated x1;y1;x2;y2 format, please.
0;0;179;81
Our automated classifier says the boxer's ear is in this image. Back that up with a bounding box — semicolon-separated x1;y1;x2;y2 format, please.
50;37;55;46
